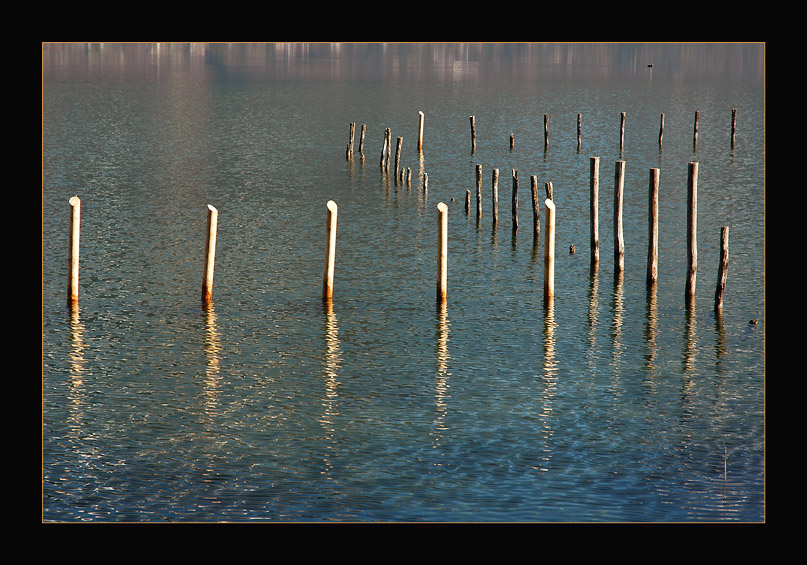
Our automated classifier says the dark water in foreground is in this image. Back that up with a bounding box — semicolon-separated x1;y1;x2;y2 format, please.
42;43;764;522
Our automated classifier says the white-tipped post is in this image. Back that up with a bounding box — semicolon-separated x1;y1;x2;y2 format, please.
68;196;81;305
437;202;448;302
202;204;218;304
323;200;338;301
544;198;556;302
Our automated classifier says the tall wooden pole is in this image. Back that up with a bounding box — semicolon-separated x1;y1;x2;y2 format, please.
418;111;425;152
693;110;700;148
476;163;482;221
202;204;219;304
68;195;81;305
620;111;626;152
659;113;665;147
395;136;403;179
470;115;476;153
544;198;556;302
590;156;600;268
323;200;338;301
492;168;499;228
359;123;366;158
714;226;729;313
686;162;699;300
437;202;448;302
614;160;625;275
544;114;549;149
731;108;737;148
530;175;541;241
511;169;519;233
647;168;660;286
577;113;582;150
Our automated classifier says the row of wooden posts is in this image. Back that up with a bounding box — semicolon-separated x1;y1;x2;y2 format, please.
64;109;733;314
66;161;728;314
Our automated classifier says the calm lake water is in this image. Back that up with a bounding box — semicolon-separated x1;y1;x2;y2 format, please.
42;43;765;522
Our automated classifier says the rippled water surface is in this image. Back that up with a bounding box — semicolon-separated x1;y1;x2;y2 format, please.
42;43;765;522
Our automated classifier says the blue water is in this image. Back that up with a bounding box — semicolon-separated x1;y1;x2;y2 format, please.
42;43;765;522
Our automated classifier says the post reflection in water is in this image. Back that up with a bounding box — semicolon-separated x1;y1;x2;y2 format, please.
202;302;222;422
534;297;558;472
611;271;625;386
320;299;342;478
432;301;451;450
683;299;698;393
586;270;600;373
67;304;87;438
644;283;659;375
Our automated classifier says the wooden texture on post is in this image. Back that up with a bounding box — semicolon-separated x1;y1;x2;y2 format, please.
686;162;699;299
68;195;81;305
714;226;729;313
436;202;448;302
530;175;541;241
418;111;424;152
492;168;499;227
509;133;514;150
544;114;549;148
545;181;553;202
577;114;582;150
323;200;338;301
475;163;482;220
511;169;519;233
465;190;470;214
380;128;390;170
470;115;476;153
646;168;660;286
346;122;355;160
659;113;665;147
544;198;556;302
693;111;700;148
590;156;600;268
359;123;366;157
614;160;625;275
202;204;219;304
620;112;626;152
731;108;737;147
395;136;403;179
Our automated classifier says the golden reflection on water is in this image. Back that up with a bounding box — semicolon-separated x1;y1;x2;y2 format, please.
320;299;342;478
644;282;659;374
202;302;222;421
432;301;451;449
534;297;558;472
611;271;625;385
67;304;87;438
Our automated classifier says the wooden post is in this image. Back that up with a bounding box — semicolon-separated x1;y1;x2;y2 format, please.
590;156;600;268
475;163;482;221
659;113;665;147
693;110;700;148
359;123;366;157
346;122;355;160
418;111;424;152
437;202;448;302
544;114;549;149
545;181;553;202
465;190;470;214
530;175;541;241
714;226;729;313
544;198;556;302
614;160;625;275
686;162;698;299
620;112;626;152
202;204;218;304
510;133;514;150
647;168;660;286
731;108;737;147
323;200;338;301
492;168;499;227
577;113;582;150
395;136;403;179
511;169;519;233
68;195;80;305
470;115;476;153
380;128;389;170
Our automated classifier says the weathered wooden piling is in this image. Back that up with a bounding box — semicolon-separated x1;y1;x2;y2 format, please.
465;190;470;214
693;111;700;148
590;156;600;268
511;169;519;232
577;114;582;150
714;226;729;313
68;195;81;305
437;202;448;302
346;122;355;160
418;111;425;152
544;198;556;302
510;133;514;150
323;200;338;301
395;136;403;179
646;168;660;286
202;204;219;304
380;128;390;171
545;181;553;202
475;164;482;220
359;123;366;157
544;114;549;149
492;168;499;227
614;160;625;275
620;112;626;152
530;175;541;241
470;115;476;153
659;114;665;147
731;108;737;147
686;162;699;299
